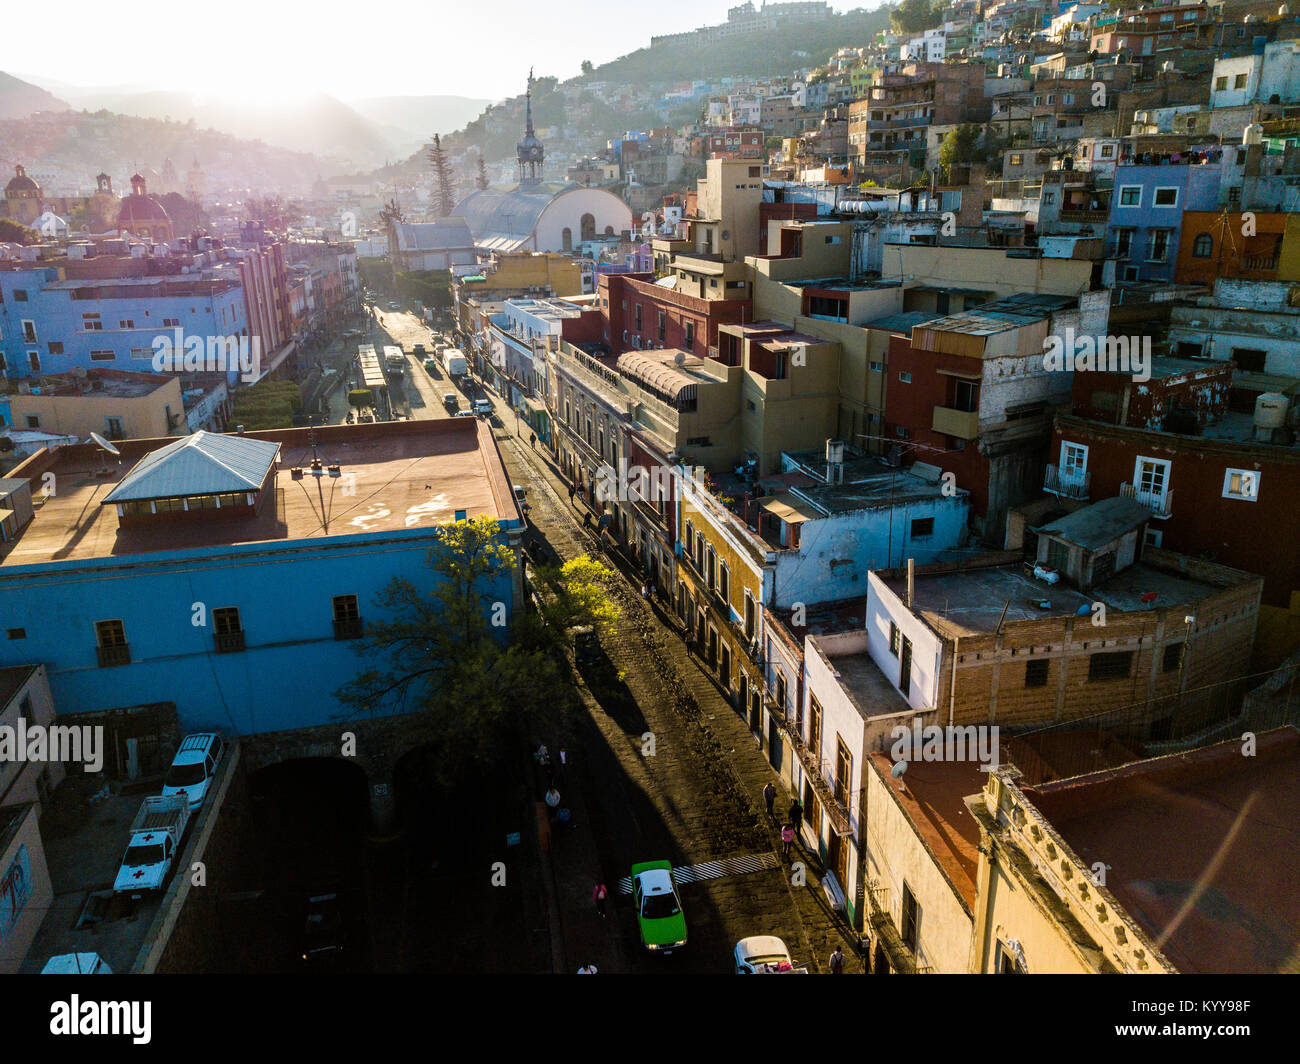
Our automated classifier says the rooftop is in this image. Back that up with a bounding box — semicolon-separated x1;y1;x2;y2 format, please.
103;430;280;503
886;556;1227;638
825;644;914;721
1028;728;1300;974
0;420;516;569
1032;496;1151;551
0;664;38;709
14;369;175;400
869;751;984;909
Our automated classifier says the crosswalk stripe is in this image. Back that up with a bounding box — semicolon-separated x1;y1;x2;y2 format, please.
617;852;779;894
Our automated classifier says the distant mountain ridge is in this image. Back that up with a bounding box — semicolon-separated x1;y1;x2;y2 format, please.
0;71;70;120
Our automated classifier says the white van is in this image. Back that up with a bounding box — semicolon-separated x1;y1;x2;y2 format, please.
161;733;226;810
472;399;493;417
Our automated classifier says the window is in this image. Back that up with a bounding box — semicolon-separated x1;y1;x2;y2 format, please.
1222;468;1260;500
808;695;823;756
105;417;124;439
1060;442;1088;479
719;562;729;603
1162;642;1184;673
953;379;979;412
7;628;25;639
90;349;116;361
119;319;135;329
898;371;912;384
21;320;37;342
213;607;245;653
1152;187;1178;208
901;883;921;953
13;289;27;302
27;352;40;373
1147;229;1171;262
1192;233;1213;258
1233;73;1247;90
657;309;666;343
1088;651;1133;682
47;341;63;354
1009;153;1023;166
634;304;642;332
1100;144;1114;159
870;361;883;372
25;415;40;429
333;594;363;639
1042;191;1055;205
1144;529;1163;548
163;317;180;328
889;621;900;657
683;321;695;350
1118;186;1141;207
1134;456;1171;502
1025;659;1049;687
96;619;127;646
1230;347;1266;373
1114;228;1134;259
81;314;102;331
996;942;1025;974
910;517;934;539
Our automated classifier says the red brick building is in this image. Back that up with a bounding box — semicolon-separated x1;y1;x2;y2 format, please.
599;272;750;356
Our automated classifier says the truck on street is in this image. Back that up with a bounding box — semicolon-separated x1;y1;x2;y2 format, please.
113;794;192;895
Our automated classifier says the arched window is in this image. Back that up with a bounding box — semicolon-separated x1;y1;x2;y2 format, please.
1192;233;1213;258
562;227;572;251
604;225;614;236
580;213;596;242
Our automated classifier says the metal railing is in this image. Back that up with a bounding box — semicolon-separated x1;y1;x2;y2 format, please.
1120;482;1174;519
1043;464;1090;500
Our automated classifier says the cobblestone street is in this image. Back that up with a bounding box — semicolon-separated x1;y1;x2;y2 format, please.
478;381;864;974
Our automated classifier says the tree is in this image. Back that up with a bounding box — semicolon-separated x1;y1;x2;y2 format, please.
538;555;622;637
0;219;38;245
938;123;980;180
427;133;456;218
336;517;572;788
580;59;594;77
475;155;490;191
378;198;405;228
890;0;937;35
244;195;301;234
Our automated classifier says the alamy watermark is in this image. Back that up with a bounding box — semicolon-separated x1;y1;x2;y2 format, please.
890;718;1000;771
152;327;261;383
0;718;104;772
1042;326;1151;383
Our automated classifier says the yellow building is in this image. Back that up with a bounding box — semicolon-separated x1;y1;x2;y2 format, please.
9;370;187;442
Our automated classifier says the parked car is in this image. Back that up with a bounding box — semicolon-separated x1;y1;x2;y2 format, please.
412;343;426;356
512;485;528;510
161;732;225;810
570;625;599;667
453;410;476;418
472;399;493;417
113;795;191;895
734;936;807;973
631;860;687;954
444;392;459;410
41;953;113;974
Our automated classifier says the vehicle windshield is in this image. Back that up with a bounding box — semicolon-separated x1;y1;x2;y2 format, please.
164;762;206;787
642;894;680;920
123;843;165;867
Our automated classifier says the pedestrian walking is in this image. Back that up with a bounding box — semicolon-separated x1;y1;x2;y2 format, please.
568;483;576;505
593;882;608;917
530;432;537;449
545;786;561;819
577;964;598;974
789;798;802;828
780;823;795;858
763;781;776;818
829;945;845;975
641;582;648;598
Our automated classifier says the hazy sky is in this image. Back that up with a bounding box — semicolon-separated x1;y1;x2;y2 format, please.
4;0;865;103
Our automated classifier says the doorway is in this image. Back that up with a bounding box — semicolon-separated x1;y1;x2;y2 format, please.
899;636;912;699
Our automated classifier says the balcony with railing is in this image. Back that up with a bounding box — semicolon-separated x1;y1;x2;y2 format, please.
1043;463;1090;500
931;405;979;440
96;643;131;668
1120;481;1174;519
775;717;853;837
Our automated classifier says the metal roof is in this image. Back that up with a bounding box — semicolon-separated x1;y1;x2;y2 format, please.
1032;497;1151;552
103;431;280;503
391;219;476;253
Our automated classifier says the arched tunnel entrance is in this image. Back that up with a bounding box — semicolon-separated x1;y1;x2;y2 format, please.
221;757;372;972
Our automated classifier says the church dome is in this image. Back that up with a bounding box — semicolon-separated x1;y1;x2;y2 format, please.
119;173;170;222
5;165;39;194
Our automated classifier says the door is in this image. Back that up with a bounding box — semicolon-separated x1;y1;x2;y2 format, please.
899;637;912;699
768;718;783;772
720;645;732;692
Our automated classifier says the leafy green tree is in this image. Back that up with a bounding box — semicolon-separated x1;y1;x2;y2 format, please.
0;219;38;244
336;517;573;788
890;0;938;35
538;554;622;637
581;59;594;76
938;123;981;180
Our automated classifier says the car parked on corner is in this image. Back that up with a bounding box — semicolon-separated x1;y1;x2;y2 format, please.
161;732;225;810
734;935;807;973
631;860;687;954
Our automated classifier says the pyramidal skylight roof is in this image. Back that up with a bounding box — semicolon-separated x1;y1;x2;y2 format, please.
103;431;281;504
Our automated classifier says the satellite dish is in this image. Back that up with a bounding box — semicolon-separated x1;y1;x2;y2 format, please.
89;431;121;456
674;351;687;366
71;365;88;379
891;760;908;778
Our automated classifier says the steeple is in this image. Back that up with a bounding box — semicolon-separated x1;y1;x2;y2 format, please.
516;67;545;187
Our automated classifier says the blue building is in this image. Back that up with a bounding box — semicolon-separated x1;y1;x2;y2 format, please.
0;420;524;738
1104;160;1220;282
0;265;248;384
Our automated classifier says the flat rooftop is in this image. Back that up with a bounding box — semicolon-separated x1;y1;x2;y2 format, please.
826;646;914;721
17;370;174;399
869;752;983;909
1028;728;1300;974
0;419;517;568
887;559;1225;638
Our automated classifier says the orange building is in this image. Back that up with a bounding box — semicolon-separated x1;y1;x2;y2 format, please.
1175;210;1299;286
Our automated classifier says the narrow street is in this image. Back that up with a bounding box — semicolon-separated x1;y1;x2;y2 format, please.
462;361;862;974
